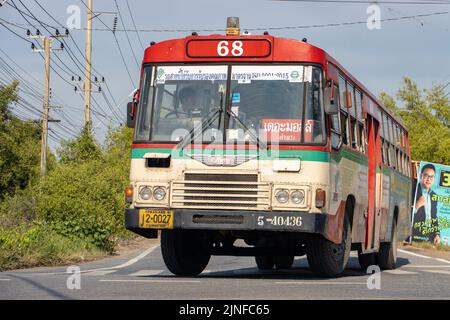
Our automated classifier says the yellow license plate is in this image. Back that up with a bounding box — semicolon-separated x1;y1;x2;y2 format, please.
139;209;173;229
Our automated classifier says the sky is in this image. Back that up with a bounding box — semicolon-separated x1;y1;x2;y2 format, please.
1;0;449;151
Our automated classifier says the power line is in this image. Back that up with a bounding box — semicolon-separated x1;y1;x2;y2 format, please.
125;0;145;51
28;1;120;115
19;10;443;33
273;0;450;4
79;0;136;88
114;0;141;70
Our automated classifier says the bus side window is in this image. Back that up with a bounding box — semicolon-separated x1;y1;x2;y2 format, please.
347;83;358;150
384;140;390;166
380;138;386;164
390;144;396;170
340;112;349;146
330;85;341;149
355;89;364;153
338;76;349;146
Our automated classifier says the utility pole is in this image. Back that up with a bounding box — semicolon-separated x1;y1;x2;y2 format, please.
41;36;50;177
27;29;67;176
84;0;93;127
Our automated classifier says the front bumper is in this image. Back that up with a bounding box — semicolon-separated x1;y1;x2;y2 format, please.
124;208;327;238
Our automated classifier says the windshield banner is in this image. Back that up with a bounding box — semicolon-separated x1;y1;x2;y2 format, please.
262;119;314;142
231;66;312;84
411;161;450;246
156;66;228;84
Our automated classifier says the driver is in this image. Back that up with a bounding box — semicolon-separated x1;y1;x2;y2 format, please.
179;87;202;117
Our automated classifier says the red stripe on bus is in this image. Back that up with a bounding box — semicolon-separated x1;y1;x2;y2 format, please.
131;143;328;152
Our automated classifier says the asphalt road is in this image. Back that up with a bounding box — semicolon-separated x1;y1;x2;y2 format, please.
1;242;449;300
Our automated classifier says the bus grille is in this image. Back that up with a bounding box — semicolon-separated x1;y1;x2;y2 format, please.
171;173;270;210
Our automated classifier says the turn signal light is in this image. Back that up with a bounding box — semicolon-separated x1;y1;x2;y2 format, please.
125;185;133;203
315;189;326;208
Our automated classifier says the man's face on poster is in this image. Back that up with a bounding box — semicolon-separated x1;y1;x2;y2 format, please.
421;168;435;191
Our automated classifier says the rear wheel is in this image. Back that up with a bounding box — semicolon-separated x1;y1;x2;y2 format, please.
358;252;377;272
306;214;352;278
274;255;295;270
377;219;398;270
255;256;274;270
161;230;210;276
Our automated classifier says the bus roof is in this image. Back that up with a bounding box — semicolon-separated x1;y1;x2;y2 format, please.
142;34;407;131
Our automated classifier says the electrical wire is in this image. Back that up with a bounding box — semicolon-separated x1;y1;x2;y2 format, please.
114;0;141;70
125;0;145;50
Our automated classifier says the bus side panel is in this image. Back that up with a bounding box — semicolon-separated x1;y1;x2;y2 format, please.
382;169;412;242
329;147;368;244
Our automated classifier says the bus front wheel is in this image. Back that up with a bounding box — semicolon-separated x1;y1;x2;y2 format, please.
377;219;398;270
306;215;352;278
274;255;295;270
255;256;274;270
161;229;211;276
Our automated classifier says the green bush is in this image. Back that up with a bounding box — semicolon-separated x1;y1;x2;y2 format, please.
0;224;103;271
0;125;134;270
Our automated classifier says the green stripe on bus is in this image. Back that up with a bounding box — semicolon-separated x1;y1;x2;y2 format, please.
131;148;330;162
330;148;368;166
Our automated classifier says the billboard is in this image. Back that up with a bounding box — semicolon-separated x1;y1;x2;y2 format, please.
411;161;450;246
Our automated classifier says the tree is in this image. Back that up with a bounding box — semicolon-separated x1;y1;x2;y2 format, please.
0;81;41;200
379;77;450;165
58;124;102;163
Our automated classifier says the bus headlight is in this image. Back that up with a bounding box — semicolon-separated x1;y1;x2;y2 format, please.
153;187;166;201
291;190;305;204
139;187;152;200
275;190;289;204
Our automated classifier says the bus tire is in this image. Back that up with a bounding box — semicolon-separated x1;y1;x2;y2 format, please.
358;252;377;272
161;229;210;276
255;256;274;270
377;219;398;270
306;214;352;278
274;255;295;270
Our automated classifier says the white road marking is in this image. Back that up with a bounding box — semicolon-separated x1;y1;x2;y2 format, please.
382;269;418;275
99;279;201;284
129;269;165;277
421;269;450;275
274;281;366;285
8;245;160;276
402;265;450;268
398;249;432;259
84;270;118;276
435;258;450;264
0;279;11;281
109;246;159;270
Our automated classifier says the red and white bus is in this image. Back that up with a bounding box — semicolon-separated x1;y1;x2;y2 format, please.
124;18;412;277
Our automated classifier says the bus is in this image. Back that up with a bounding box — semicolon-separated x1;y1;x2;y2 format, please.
124;18;412;278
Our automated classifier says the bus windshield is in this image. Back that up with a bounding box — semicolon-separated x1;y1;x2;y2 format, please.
135;64;325;145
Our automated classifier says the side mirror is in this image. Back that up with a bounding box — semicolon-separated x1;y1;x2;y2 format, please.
127;101;136;128
127;89;140;128
324;85;339;115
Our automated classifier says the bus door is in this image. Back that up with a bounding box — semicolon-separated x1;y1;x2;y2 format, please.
365;115;382;251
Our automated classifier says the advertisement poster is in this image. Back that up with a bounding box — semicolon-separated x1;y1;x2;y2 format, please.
412;161;450;246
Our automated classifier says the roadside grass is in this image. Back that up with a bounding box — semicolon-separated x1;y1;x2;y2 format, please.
408;241;450;252
0;224;107;271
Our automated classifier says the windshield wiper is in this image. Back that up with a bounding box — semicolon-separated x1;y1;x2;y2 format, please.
226;108;268;150
177;91;224;151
